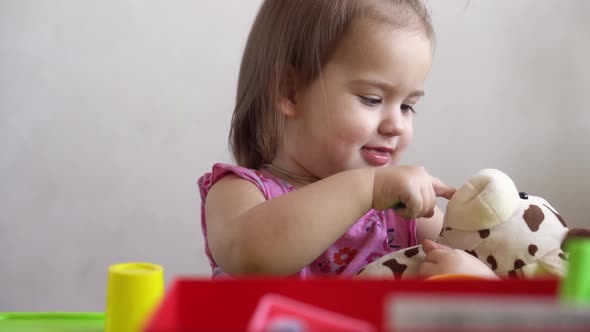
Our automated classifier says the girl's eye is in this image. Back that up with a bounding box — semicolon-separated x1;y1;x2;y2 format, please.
401;104;416;114
358;96;382;107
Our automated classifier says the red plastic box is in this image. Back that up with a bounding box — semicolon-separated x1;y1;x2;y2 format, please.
144;277;559;331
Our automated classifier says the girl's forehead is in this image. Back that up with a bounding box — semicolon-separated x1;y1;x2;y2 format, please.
327;19;433;85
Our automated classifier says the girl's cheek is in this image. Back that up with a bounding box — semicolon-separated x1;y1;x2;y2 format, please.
398;130;414;151
338;122;371;144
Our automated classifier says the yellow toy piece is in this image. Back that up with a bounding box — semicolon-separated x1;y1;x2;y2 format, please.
105;262;164;332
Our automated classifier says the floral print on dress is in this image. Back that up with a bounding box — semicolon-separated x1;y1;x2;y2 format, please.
331;247;358;275
333;247;357;265
281;180;294;191
335;265;348;275
365;252;383;264
383;227;401;251
364;212;383;233
252;170;269;188
317;259;331;273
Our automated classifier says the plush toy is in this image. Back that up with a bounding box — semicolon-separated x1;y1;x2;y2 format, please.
356;169;579;279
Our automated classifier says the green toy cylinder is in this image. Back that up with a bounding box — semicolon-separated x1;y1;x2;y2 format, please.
560;238;590;305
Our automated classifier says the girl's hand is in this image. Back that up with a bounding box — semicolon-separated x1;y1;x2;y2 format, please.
372;165;455;219
418;240;499;279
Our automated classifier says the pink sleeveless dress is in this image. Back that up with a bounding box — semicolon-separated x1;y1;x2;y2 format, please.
198;163;417;278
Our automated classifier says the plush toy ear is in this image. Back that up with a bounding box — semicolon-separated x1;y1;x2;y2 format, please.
444;169;520;231
561;228;590;250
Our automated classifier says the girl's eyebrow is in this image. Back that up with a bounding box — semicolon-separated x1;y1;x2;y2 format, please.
349;79;425;97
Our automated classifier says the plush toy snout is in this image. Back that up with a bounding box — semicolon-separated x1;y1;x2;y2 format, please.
444;169;520;231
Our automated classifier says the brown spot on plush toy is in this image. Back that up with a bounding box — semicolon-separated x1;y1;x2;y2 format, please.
356;169;585;279
487;255;497;270
523;205;544;232
382;259;407;280
514;259;525;270
404;247;420;258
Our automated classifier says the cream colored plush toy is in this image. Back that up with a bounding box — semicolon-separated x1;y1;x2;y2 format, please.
356;169;572;279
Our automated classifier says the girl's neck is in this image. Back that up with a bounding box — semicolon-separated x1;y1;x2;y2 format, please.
261;163;319;188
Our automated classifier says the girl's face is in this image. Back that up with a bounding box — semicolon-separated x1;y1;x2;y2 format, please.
279;19;433;179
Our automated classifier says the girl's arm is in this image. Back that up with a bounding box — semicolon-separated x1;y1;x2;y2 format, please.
204;168;375;276
415;205;444;244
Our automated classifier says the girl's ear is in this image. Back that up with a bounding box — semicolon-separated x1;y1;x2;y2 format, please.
277;67;299;118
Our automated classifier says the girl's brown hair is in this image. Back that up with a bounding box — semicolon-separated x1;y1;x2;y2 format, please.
229;0;434;169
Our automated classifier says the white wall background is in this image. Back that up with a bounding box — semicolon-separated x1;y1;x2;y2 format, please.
1;0;588;311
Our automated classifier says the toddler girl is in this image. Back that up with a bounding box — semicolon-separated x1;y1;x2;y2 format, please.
198;0;496;279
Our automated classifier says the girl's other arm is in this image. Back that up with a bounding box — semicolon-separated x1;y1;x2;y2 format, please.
419;240;499;279
416;205;444;244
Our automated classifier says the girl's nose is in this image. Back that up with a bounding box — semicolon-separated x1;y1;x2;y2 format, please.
378;107;406;137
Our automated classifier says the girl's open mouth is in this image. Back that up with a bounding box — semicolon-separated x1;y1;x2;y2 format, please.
361;147;392;166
